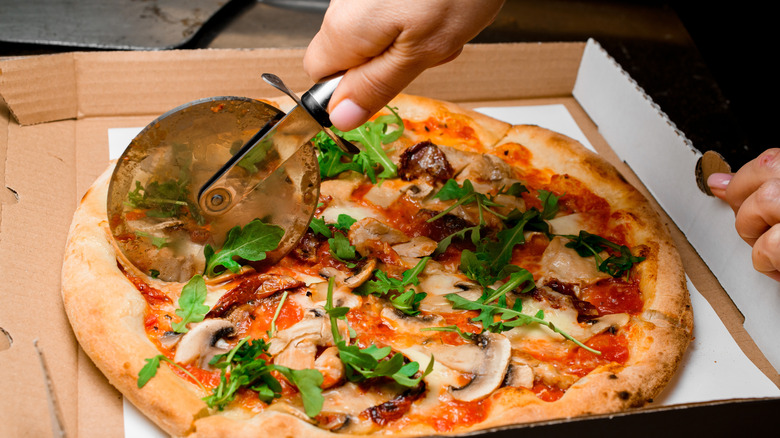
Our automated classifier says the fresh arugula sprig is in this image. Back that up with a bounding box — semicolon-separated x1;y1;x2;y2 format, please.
308;214;360;267
560;230;645;277
203;219;284;277
126;179;190;218
324;278;433;387
137;354;207;391
171;275;209;333
314;107;403;183
441;269;599;354
134;231;169;249
204;337;324;416
355;257;430;316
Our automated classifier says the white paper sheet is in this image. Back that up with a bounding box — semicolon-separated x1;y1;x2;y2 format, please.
109;104;779;436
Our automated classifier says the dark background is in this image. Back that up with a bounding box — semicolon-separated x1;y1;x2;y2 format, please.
0;0;774;169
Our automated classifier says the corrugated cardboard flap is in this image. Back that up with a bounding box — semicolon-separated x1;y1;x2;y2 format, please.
1;43;586;127
0;53;78;125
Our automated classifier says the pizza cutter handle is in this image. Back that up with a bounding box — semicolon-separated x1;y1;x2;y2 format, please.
301;75;342;127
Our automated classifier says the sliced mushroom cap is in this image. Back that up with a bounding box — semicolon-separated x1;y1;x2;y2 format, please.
348;218;409;257
319;257;378;289
450;332;512;402
392;236;437;258
173;319;235;368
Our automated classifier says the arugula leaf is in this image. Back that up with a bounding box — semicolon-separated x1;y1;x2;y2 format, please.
445;292;599;354
126;179;190;218
314;107;404;182
134;231;168;249
309;216;332;238
328;232;359;267
420;325;477;342
355;257;430;316
333;107;403;180
137;354;206;391
335;213;357;231
561;230;645;277
172;275;209;333
324;277;432;387
537;189;561;220
204;337;324;416
313;131;364;179
273;366;324;417
204;219;284;276
266;291;289;338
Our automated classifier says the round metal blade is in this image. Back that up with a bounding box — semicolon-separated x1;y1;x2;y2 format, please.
107;97;320;282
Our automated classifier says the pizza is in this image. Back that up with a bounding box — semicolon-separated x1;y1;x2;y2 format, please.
61;93;692;436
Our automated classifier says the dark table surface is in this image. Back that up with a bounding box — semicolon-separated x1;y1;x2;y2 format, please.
0;0;772;169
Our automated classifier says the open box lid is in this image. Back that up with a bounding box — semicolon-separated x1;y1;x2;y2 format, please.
1;40;778;438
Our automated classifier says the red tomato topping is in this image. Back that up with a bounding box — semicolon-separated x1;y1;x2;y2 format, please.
580;278;643;315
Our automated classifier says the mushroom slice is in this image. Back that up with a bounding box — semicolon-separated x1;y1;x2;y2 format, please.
348;218;409;257
450;332;512;402
392;236;437;258
319;258;378;289
173;319;235;369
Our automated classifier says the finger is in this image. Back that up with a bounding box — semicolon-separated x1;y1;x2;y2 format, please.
724;148;780;211
750;224;780;282
706;172;732;201
733;178;780;245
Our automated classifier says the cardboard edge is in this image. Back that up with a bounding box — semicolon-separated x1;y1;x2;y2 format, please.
574;39;780;383
0;52;79;125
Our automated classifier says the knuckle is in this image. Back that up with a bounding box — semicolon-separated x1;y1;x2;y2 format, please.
756;148;780;173
753;178;780;204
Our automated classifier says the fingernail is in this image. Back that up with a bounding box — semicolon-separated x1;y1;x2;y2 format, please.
707;172;732;189
329;99;369;131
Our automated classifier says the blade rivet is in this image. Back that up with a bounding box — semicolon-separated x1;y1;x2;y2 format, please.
211;194;224;206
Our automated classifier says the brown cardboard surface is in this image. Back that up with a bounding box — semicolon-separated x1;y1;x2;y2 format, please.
1;43;775;437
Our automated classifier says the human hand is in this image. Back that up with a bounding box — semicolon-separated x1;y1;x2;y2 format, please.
303;0;505;131
708;148;780;281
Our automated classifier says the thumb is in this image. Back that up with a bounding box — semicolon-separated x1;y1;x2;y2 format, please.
707;172;732;201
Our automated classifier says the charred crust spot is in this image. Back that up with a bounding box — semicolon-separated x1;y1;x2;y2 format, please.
608;374;619;380
617;391;631;400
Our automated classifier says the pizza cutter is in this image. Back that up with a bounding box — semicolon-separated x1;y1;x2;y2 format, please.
107;74;350;282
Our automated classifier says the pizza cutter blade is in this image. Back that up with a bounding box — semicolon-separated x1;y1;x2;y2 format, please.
107;76;343;282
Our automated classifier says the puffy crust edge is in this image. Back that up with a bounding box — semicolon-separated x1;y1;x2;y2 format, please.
61;165;208;437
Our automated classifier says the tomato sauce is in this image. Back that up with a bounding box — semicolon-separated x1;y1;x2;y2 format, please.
426;397;489;432
580;278;643;315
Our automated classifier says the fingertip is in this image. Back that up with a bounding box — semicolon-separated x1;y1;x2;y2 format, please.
329;98;371;131
707;172;732;199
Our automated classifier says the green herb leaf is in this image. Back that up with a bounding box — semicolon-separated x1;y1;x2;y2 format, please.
134;231;169;249
273;366;324;417
309;216;332;238
172;275;209;333
355;257;430;316
126;179;190;218
204;337;324;416
332;107;403;180
561;230;645;277
324;276;432;387
328;232;359;267
137;355;163;388
137;354;206;392
204;219;284;276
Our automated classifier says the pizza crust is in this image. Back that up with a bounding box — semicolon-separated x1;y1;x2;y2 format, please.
62;94;692;436
62;167;208;436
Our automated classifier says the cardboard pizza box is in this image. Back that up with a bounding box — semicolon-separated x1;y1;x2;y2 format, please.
1;40;778;438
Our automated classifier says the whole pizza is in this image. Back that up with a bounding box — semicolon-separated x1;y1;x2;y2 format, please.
62;94;692;436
